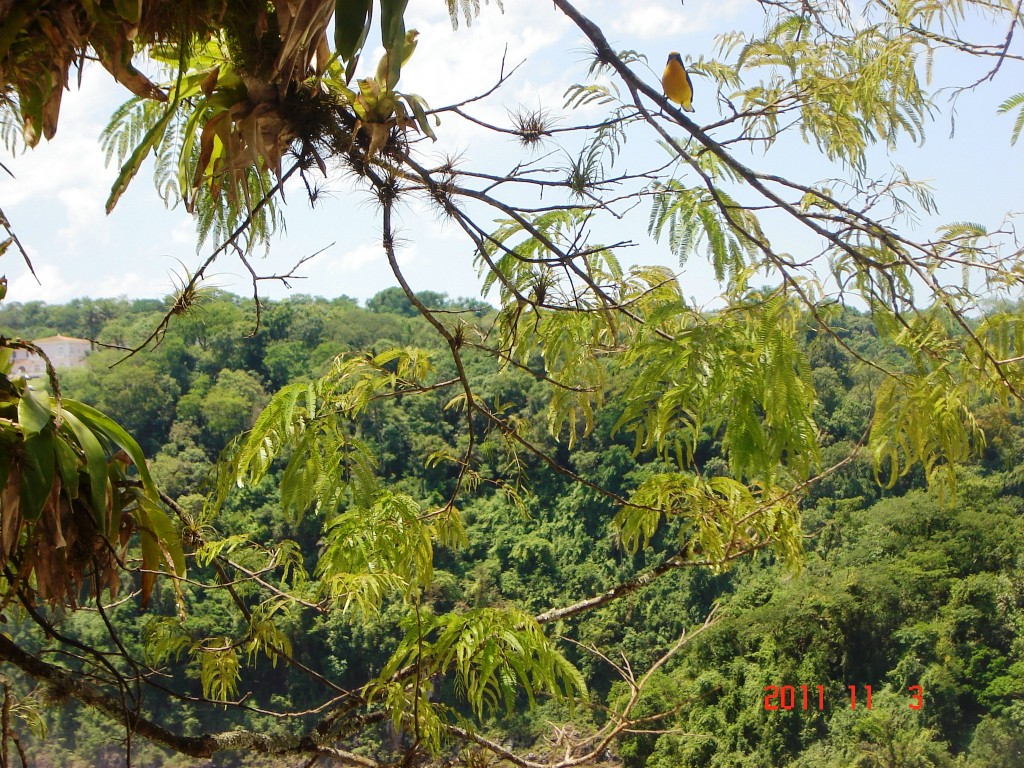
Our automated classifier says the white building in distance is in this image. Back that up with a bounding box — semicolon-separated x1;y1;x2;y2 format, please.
9;334;91;378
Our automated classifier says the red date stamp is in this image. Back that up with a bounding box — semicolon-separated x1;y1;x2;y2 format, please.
763;685;924;711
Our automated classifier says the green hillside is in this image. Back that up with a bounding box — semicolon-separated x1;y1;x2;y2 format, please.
1;292;1020;767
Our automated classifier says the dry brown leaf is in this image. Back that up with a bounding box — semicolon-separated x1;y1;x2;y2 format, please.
201;65;220;98
97;34;167;102
193;111;231;190
0;471;22;562
270;0;335;84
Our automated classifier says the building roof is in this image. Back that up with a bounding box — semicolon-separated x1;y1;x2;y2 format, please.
33;334;91;344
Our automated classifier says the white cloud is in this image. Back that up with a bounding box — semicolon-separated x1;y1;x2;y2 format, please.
401;0;573;109
57;184;112;252
615;5;686;41
6;261;156;304
170;220;195;247
336;243;381;272
8;263;73;303
600;0;746;41
89;271;153;298
0;129;105;208
0;66;116;208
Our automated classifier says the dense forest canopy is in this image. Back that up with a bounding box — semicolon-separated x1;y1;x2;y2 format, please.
0;293;1022;767
0;0;1022;766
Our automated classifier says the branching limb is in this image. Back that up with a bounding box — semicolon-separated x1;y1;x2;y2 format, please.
0;634;381;764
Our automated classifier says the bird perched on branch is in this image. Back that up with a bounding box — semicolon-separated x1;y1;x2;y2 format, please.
662;51;695;113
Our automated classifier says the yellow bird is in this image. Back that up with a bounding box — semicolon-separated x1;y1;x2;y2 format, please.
661;51;695;113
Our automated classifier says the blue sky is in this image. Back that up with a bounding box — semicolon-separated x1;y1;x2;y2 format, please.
0;0;1020;307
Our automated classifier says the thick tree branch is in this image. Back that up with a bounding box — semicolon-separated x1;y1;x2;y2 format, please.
0;634;378;764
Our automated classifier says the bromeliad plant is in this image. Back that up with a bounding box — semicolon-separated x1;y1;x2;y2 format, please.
90;0;436;251
3;2;438;259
